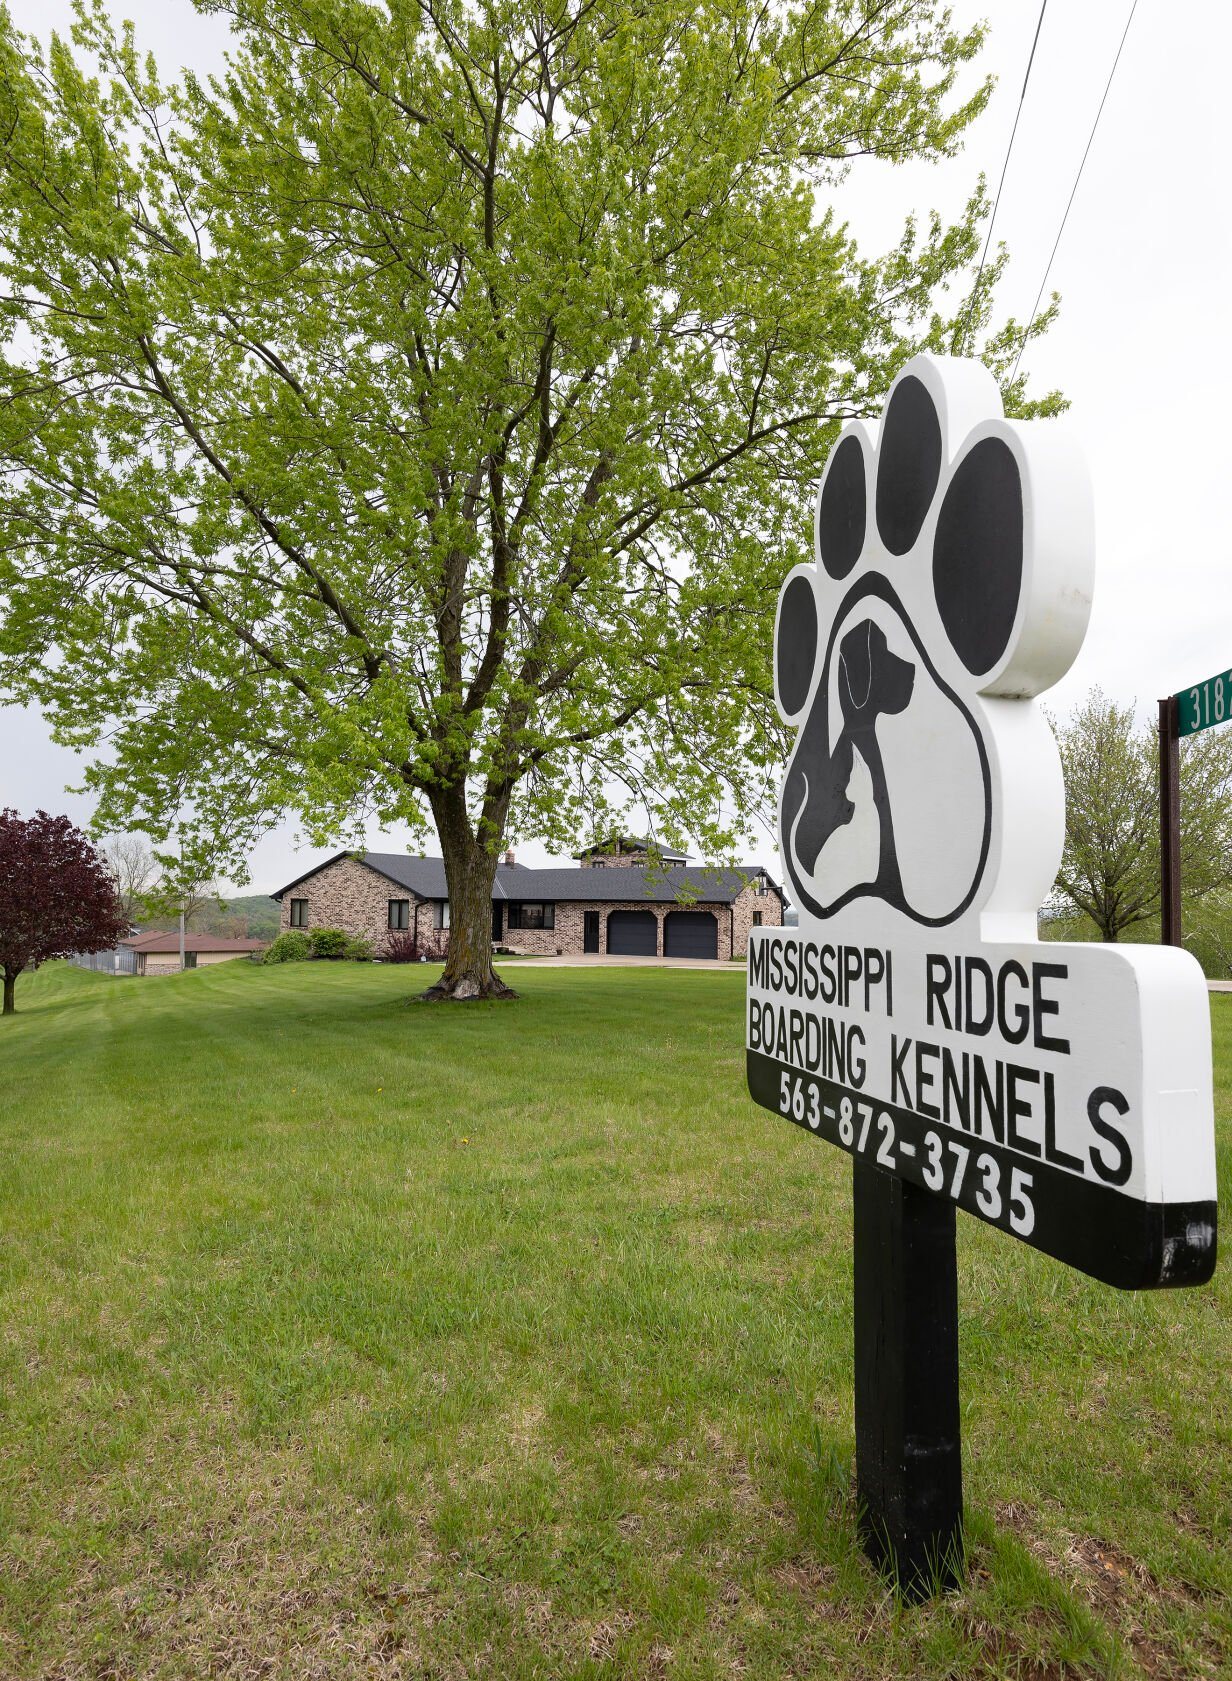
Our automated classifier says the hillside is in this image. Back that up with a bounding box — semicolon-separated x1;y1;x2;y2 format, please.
137;891;281;941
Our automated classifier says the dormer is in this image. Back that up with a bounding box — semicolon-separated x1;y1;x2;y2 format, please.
572;834;690;869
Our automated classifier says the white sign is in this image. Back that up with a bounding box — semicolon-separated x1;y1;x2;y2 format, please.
748;355;1216;1288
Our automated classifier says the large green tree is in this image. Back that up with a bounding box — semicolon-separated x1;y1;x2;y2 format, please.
1050;689;1232;942
0;0;1053;997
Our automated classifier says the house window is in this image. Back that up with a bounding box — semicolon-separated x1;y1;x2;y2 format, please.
507;902;555;930
388;899;410;930
432;900;450;930
289;898;308;927
752;912;763;927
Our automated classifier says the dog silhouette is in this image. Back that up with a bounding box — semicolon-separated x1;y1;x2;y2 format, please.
784;617;915;901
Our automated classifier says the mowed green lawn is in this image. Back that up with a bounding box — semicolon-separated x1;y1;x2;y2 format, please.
1;961;1230;1680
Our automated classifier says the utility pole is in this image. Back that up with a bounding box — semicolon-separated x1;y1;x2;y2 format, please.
179;905;186;972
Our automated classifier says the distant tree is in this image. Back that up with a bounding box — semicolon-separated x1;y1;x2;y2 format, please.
0;809;128;1012
1177;889;1232;981
140;845;223;933
101;834;158;926
1050;690;1232;942
180;892;281;940
225;895;282;940
167;878;223;932
0;0;1060;1000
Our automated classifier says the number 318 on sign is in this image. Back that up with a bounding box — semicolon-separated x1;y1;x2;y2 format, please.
1180;668;1232;735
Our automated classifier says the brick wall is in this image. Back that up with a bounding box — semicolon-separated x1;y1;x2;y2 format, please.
279;855;438;949
499;899;725;957
501;888;781;958
497;902;586;955
730;881;784;958
578;851;687;869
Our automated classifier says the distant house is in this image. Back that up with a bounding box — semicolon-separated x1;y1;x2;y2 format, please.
271;841;785;961
120;931;267;977
572;834;691;869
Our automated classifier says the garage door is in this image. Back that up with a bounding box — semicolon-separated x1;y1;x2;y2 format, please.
663;910;718;960
607;910;658;956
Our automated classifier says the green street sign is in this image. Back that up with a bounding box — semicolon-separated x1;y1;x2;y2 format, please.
1177;669;1232;737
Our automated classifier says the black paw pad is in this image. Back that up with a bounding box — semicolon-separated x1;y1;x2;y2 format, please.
933;437;1023;678
775;573;819;718
817;433;867;580
875;375;942;556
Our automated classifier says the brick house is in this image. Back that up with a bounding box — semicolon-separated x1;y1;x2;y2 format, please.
271;840;784;961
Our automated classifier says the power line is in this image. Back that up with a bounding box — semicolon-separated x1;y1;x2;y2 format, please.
1010;0;1141;384
958;0;1050;350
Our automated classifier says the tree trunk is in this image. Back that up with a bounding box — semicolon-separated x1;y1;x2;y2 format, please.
420;789;515;1001
2;969;17;1015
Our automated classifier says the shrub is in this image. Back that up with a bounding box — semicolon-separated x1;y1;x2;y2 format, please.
383;929;447;963
309;927;350;959
263;930;312;964
383;930;417;964
343;933;374;962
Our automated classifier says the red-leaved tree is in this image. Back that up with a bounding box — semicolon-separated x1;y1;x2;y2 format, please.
0;810;129;1014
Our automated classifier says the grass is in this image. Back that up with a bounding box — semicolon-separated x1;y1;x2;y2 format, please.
1;959;1229;1679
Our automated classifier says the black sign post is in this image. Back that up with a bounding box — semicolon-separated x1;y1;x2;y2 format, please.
1159;695;1182;948
853;1162;962;1598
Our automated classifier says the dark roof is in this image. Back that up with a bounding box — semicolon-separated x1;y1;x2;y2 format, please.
121;931;267;953
272;851;782;907
360;852;451;898
269;849;446;901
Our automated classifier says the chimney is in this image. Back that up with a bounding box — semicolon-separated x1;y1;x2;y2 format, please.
504;848;515;866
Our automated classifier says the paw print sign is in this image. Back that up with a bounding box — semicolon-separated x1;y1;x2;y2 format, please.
749;352;1216;1289
775;355;1089;930
747;355;1217;1598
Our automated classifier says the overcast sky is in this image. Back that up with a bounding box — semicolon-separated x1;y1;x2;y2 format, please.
2;0;1229;894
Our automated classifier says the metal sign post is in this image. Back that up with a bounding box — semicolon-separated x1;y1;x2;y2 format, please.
1159;696;1181;948
748;354;1218;1602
